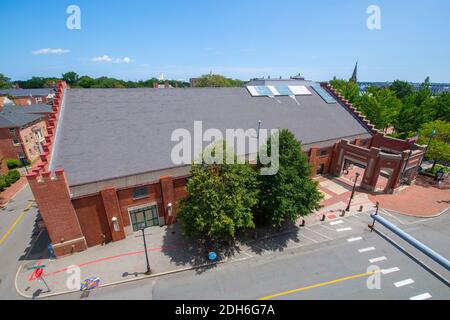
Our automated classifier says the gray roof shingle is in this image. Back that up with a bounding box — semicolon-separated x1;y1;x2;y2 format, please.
0;111;44;128
50;84;372;186
0;88;55;97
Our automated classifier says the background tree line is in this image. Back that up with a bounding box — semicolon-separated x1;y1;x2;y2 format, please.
0;72;245;89
0;71;190;89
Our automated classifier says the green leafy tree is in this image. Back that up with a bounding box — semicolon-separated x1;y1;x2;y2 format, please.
78;76;96;88
394;80;434;134
329;78;360;103
177;143;259;241
430;92;450;122
418;120;450;169
196;74;244;88
354;87;401;131
0;73;12;89
258;129;323;228
62;71;79;85
389;80;413;100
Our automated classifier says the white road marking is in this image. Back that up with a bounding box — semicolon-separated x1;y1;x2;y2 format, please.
358;247;376;253
347;237;362;242
329;220;344;226
381;267;400;275
369;256;387;263
409;293;432;300
394;279;414;288
336;227;352;232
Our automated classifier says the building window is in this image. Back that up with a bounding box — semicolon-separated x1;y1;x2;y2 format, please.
132;186;149;199
13;139;20;146
320;150;328;157
9;128;15;134
129;205;159;232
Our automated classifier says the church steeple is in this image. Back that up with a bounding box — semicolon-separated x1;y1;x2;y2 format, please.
350;61;358;83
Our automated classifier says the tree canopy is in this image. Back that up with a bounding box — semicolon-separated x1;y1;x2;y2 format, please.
177;143;259;241
195;74;244;87
0;72;190;89
417;120;450;166
258;129;323;228
0;73;12;89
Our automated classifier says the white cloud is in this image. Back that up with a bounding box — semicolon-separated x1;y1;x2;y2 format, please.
32;48;70;55
91;55;133;64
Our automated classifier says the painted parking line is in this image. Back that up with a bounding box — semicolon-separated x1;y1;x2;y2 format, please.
369;256;387;263
329;220;344;226
304;226;334;241
298;232;319;244
358;247;376;253
0;202;33;246
381;267;400;275
394;279;414;288
409;293;432;300
347;237;362;242
336;227;352;232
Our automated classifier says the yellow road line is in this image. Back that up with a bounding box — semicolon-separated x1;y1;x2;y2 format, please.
259;270;378;300
0;202;33;246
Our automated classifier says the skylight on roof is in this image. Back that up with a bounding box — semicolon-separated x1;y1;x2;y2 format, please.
246;85;311;97
310;85;337;104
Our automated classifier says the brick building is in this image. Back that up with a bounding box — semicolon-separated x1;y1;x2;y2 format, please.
0;88;56;106
0;107;49;173
27;79;426;257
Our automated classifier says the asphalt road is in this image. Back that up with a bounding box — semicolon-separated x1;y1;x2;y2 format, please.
0;186;39;300
48;209;450;300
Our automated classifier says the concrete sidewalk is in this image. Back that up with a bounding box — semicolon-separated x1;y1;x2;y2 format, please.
15;201;372;299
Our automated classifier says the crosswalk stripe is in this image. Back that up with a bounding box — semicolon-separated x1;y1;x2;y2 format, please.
394;279;414;287
369;256;387;263
381;267;400;274
347;237;362;242
409;293;432;300
358;247;375;253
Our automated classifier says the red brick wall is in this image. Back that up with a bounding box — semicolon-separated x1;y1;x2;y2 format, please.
72;194;112;247
27;169;87;256
101;188;126;241
0;128;24;160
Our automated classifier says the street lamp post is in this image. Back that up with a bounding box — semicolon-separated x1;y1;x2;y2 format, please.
420;129;436;168
140;227;151;275
345;172;360;212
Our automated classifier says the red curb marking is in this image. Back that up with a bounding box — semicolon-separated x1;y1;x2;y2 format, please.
28;245;184;281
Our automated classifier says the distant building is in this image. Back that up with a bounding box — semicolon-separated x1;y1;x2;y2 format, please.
0;107;48;168
0;88;56;105
189;78;201;87
358;82;450;95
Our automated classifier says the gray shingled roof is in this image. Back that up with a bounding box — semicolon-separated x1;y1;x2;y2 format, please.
2;104;52;114
50;84;372;186
0;111;44;128
0;88;55;97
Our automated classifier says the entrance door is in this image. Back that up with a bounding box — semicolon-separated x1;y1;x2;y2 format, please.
129;205;159;232
316;163;325;175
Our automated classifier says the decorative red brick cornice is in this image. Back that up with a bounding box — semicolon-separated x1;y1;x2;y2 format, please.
29;80;67;177
320;82;380;135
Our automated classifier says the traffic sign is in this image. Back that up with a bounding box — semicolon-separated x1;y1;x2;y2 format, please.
34;267;43;279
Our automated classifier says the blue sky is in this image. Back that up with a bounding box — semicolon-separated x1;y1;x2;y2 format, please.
0;0;449;82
